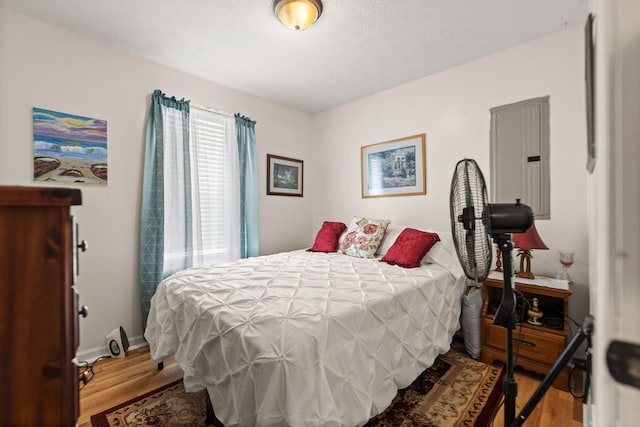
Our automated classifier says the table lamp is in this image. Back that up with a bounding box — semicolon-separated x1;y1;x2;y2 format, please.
512;224;548;279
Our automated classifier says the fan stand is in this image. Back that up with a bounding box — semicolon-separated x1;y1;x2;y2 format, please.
492;235;519;424
492;234;594;427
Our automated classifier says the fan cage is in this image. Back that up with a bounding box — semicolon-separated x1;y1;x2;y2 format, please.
450;159;492;282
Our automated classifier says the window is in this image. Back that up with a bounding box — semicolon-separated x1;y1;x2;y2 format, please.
189;107;240;266
140;90;258;328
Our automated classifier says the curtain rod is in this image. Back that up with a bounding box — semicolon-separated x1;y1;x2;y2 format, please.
192;103;234;118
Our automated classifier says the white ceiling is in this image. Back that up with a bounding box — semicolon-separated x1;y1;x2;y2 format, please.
0;0;588;114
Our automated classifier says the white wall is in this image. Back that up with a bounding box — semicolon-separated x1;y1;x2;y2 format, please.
0;8;590;359
311;26;590;328
0;8;314;359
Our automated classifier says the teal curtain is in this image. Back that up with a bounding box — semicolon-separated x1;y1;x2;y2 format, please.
235;114;259;258
139;90;191;329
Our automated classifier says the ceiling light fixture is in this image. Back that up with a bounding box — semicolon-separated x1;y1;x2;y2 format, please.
273;0;323;31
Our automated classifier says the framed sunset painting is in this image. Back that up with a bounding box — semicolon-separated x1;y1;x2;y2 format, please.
33;108;108;186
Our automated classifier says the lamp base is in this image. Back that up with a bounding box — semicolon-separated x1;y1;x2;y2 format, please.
495;248;503;272
516;249;535;279
516;271;535;279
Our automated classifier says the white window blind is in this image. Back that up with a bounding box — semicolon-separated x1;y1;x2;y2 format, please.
189;107;240;266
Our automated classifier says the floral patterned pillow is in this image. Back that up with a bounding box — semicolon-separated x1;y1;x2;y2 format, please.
338;217;391;258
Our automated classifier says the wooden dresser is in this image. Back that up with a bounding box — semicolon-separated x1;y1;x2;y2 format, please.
0;186;85;426
481;273;572;389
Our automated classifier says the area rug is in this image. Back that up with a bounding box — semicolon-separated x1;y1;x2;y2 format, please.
91;347;504;427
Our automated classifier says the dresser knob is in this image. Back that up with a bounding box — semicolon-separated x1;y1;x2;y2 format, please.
79;305;89;318
77;240;88;252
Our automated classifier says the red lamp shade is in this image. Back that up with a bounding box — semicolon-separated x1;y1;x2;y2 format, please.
512;224;548;250
512;224;547;279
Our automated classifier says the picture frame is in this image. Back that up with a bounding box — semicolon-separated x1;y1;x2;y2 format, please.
361;134;426;198
267;154;304;197
33;108;108;186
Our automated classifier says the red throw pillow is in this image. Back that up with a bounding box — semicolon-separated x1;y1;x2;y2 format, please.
380;228;440;268
308;221;347;253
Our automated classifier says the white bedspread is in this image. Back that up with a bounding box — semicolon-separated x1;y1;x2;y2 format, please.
145;250;466;427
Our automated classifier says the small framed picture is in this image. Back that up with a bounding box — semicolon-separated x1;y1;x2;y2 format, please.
267;154;304;197
361;134;426;198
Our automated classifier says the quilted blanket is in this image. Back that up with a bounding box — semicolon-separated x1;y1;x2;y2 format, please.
145;250;466;427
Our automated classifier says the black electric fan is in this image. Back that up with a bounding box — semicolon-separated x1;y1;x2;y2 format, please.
449;158;594;427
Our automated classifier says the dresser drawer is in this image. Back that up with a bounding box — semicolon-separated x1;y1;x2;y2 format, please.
483;318;565;366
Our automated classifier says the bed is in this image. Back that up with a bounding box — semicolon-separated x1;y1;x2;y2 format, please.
145;223;467;427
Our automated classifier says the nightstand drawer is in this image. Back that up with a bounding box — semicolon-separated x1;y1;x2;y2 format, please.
483;318;565;366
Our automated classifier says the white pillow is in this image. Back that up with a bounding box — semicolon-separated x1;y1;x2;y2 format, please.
375;224;404;256
423;229;464;277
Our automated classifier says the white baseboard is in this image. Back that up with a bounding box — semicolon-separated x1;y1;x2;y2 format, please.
76;334;148;362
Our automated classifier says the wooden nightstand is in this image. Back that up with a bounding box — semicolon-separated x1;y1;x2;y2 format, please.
481;272;573;390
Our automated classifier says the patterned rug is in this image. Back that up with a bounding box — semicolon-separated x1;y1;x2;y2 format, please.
90;346;504;427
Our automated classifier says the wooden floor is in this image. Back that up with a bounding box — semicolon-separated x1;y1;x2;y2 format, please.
78;346;582;427
491;371;583;427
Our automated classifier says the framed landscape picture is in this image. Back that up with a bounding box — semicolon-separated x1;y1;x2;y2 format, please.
267;154;304;197
361;134;426;198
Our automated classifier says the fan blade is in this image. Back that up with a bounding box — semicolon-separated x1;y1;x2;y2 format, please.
465;229;478;277
463;159;474;224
